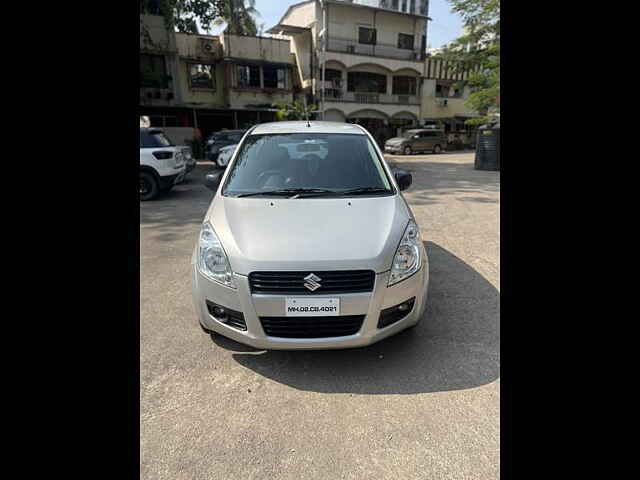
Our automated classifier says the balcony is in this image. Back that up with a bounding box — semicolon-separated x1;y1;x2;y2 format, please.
322;90;419;105
327;36;423;62
333;0;429;17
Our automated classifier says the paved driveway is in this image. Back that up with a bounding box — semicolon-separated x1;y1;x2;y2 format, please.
140;152;500;479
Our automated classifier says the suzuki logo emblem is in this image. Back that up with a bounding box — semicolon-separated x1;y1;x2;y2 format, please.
304;273;322;292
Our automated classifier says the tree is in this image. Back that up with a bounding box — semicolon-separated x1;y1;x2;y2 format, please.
437;0;500;125
212;0;260;36
273;101;318;121
140;0;225;34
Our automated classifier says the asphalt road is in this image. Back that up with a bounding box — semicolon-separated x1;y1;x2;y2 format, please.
140;152;500;479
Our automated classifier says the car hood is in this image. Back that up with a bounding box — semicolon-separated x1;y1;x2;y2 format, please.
205;195;412;275
386;137;406;145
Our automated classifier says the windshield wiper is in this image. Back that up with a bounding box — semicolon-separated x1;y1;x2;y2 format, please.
235;188;335;198
335;187;393;196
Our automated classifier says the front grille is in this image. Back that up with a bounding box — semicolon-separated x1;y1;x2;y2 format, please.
249;270;375;295
260;315;365;338
206;300;247;331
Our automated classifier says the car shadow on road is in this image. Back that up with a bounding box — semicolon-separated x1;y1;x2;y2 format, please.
218;241;499;395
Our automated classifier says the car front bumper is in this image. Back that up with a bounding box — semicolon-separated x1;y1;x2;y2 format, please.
385;145;402;153
191;257;429;350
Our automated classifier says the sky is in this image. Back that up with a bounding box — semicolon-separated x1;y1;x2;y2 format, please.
203;0;463;49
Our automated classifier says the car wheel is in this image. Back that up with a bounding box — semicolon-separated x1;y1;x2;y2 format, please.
433;144;442;154
140;172;159;201
403;146;412;155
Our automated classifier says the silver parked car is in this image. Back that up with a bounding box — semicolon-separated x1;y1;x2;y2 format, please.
385;128;447;155
192;121;429;350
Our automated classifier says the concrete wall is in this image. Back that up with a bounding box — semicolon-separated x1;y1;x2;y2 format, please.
281;1;316;27
327;4;425;45
227;89;294;110
323;51;422;74
420;79;477;119
322;101;419;120
159;127;197;146
290;32;314;87
222;34;294;64
175;33;222;59
176;59;226;108
140;14;176;53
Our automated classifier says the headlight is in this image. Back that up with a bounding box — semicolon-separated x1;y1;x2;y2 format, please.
197;222;236;289
388;220;422;286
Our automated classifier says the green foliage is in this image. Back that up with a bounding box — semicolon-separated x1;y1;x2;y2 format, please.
273;101;318;121
212;0;260;36
140;0;258;35
437;0;500;125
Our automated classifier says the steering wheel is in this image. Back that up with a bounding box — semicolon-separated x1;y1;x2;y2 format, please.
256;169;286;189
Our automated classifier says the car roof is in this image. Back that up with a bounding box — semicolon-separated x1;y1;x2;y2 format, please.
213;129;244;134
251;121;367;135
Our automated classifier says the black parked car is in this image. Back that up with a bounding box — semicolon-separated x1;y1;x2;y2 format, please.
205;130;246;166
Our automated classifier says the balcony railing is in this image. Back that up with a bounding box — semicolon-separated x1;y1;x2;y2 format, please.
327;36;424;62
322;90;419;105
346;0;429;17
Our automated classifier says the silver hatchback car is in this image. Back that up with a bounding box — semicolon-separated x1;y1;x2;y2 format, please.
191;121;429;349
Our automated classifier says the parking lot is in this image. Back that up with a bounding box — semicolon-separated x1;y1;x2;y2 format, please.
140;151;500;479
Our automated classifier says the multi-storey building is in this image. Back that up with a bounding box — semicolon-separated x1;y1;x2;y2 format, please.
140;13;296;136
140;0;480;142
268;0;430;140
421;56;482;133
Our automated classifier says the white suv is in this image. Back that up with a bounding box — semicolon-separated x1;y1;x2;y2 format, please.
140;128;186;201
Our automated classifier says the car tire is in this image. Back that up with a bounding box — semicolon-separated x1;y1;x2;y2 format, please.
140;171;159;201
433;144;442;154
403;146;412;155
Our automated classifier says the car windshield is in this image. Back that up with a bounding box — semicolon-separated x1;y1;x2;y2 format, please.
403;130;419;139
222;133;393;197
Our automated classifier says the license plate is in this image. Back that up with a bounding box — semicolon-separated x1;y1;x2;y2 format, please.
285;298;340;316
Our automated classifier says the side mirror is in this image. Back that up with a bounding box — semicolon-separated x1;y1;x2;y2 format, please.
392;168;412;191
204;171;224;191
413;135;420;139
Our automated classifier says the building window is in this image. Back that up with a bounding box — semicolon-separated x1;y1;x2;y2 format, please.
140;54;168;88
323;68;343;88
435;80;463;98
188;64;215;90
347;71;387;93
263;66;287;89
358;27;377;45
236;65;260;88
392;76;417;95
397;33;415;50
